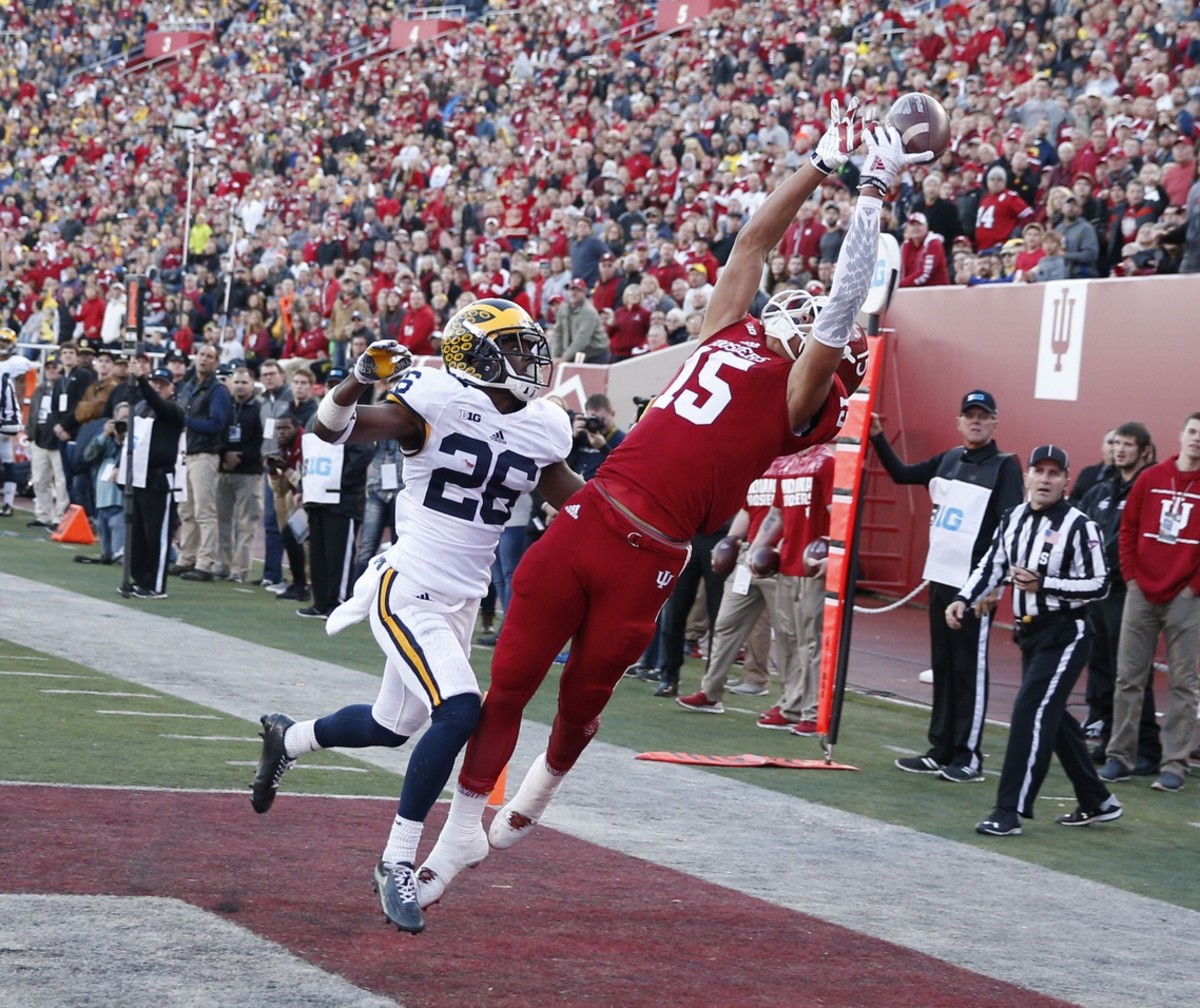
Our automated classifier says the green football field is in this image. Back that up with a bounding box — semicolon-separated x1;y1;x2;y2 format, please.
3;527;1198;911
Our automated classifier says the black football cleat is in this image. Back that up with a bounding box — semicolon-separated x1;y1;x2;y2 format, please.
373;860;425;934
250;713;296;814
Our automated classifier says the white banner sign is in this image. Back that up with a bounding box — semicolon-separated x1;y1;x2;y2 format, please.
1035;281;1088;401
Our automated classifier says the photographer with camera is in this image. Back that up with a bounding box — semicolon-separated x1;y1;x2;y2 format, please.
75;403;130;565
566;393;625;481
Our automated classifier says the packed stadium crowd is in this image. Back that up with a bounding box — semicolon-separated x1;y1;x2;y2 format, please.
1;0;1199;370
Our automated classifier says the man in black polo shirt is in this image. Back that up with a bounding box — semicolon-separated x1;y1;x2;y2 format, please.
172;345;231;581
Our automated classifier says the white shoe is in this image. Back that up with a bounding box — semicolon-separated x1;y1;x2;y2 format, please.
488;752;565;850
918;669;934;685
415;824;488;908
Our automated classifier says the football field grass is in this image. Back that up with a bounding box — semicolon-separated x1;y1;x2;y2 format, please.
3;526;1199;911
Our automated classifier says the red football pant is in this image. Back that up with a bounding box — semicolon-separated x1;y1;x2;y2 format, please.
458;481;688;793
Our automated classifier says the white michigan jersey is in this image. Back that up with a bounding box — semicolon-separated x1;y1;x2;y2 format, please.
381;367;571;598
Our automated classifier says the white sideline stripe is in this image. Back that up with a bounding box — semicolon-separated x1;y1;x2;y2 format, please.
3;570;1199;1008
0;780;399;801
225;760;370;774
95;710;221;720
0;655;49;660
0;670;94;678
159;734;261;742
41;689;160;698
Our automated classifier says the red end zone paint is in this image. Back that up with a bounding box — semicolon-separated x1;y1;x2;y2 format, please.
1;784;1076;1008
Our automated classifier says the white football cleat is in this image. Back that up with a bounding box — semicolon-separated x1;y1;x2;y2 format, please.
415;824;488;908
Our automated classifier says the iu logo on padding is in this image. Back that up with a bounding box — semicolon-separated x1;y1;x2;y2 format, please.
656;571;674;588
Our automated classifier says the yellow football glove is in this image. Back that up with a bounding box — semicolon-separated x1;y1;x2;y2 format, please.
353;340;413;384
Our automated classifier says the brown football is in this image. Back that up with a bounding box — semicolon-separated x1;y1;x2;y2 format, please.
803;537;830;578
750;545;781;577
887;93;951;159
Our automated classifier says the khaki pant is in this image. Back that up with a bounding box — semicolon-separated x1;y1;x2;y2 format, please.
178;452;221;573
1108;581;1200;777
774;572;825;721
699;556;776;698
216;471;263;578
30;444;68;525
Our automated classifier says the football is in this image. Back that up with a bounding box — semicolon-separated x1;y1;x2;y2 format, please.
886;93;951;159
750;545;781;577
711;535;740;576
803;537;830;578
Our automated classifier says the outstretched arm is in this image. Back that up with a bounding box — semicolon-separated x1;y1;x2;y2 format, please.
701;100;862;340
785;125;933;431
315;340;425;450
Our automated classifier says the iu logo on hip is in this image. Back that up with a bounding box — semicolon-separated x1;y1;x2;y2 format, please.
656;570;674;588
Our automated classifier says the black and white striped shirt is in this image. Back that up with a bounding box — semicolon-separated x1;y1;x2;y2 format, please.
957;498;1108;620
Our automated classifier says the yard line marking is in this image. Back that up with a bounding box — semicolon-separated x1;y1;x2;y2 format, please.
160;734;261;743
41;689;160;698
0;655;50;661
225;761;370;774
0;671;95;679
95;710;221;720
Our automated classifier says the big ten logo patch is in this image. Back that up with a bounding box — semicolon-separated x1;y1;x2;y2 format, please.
931;503;964;531
304;456;334;477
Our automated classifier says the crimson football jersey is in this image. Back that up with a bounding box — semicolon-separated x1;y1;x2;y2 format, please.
598;316;847;541
774;445;836;576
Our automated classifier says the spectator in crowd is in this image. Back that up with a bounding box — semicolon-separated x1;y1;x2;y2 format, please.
606;285;651;362
216;366;265;584
1080;422;1162;776
1031;230;1068;281
1099;413;1200;795
551;280;610;364
1057;195;1101;278
899;212;950;287
1011;223;1047;282
25;355;69;530
871;392;1024;782
256;359;293;589
974;166;1035;254
910;173;963;248
1069;428;1117;505
50;343;95;501
288;367;319;429
566;393;625;482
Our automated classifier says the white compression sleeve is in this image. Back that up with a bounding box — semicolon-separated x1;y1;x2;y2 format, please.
316;393;356;433
810;195;881;349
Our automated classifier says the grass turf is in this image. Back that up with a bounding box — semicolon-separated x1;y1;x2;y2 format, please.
4;527;1199;910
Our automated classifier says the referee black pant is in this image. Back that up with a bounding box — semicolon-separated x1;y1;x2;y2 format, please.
129;484;174;594
927;581;991;772
307;506;358;617
996;616;1110;818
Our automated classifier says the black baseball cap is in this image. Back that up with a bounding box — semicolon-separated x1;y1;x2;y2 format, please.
148;368;173;384
165;349;188;364
1028;444;1069;470
960;390;997;415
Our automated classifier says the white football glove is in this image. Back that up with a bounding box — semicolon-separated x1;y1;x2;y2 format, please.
810;97;864;175
352;339;412;384
857;123;934;194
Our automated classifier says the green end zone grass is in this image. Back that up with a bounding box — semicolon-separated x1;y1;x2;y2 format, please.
4;529;1199;910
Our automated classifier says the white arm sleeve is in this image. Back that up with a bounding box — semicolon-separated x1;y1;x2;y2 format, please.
810;195;881;349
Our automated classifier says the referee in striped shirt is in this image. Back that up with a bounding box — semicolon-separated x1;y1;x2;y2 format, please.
946;445;1121;837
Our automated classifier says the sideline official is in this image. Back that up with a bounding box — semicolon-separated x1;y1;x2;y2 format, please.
948;445;1118;837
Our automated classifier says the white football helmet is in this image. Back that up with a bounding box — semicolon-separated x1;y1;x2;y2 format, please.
761;289;869;395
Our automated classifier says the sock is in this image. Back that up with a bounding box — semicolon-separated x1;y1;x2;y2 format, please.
382;814;423;867
396;693;481;822
443;785;489;841
2;481;14;507
312;703;407;750
283;719;321;759
509;752;567;821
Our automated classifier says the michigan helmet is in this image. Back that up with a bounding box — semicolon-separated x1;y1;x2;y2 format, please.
441;298;551;403
761;289;868;395
0;327;16;357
